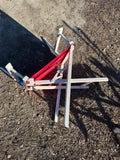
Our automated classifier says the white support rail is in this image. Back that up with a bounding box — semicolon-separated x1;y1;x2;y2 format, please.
54;61;65;123
64;44;74;128
27;77;108;86
34;85;89;90
42;27;71;56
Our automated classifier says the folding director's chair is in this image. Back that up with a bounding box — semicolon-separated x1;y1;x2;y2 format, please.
0;27;108;128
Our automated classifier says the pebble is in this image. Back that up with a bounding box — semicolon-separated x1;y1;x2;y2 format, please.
116;58;119;61
7;155;12;159
51;151;56;156
116;144;120;147
115;28;119;31
20;144;24;148
114;128;120;133
18;121;21;125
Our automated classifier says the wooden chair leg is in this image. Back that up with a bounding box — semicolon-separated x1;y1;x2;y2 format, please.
54;88;62;122
64;44;74;128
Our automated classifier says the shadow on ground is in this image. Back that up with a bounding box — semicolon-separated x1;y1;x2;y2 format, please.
0;10;55;77
62;21;120;145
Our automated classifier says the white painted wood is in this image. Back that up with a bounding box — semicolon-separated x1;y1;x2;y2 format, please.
0;66;25;86
51;67;67;82
54;62;64;123
32;77;108;86
34;85;89;90
64;44;74;128
42;27;71;56
5;63;24;80
54;27;63;54
23;76;29;83
42;37;59;56
54;88;62;122
60;34;70;45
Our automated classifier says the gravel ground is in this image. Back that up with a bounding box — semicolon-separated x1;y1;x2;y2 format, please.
0;0;120;159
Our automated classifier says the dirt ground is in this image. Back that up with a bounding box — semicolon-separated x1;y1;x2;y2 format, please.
0;0;120;159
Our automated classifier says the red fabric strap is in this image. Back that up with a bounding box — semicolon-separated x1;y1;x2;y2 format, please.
31;46;71;81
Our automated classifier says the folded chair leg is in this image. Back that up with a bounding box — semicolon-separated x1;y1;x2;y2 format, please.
54;60;65;123
54;88;62;122
42;27;63;56
64;44;74;128
0;67;12;77
54;27;63;54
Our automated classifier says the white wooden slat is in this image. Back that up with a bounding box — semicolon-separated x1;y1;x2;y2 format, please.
54;27;63;54
64;44;74;128
34;85;89;90
30;77;108;86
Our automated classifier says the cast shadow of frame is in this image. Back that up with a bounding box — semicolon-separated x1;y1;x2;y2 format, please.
0;9;57;129
62;21;120;146
0;10;55;77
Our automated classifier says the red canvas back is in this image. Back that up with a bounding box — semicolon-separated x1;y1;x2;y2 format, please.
31;46;71;81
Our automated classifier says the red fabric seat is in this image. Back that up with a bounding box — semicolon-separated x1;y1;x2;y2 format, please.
31;46;71;81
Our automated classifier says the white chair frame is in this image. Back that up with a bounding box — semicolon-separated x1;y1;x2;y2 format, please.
0;27;108;128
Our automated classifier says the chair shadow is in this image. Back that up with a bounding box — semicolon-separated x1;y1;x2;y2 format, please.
0;10;55;77
62;21;120;146
0;9;57;127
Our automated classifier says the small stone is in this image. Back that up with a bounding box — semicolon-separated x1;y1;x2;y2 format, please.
116;58;119;61
116;144;119;147
103;48;106;53
115;70;119;74
7;155;12;159
20;144;24;148
18;121;21;125
114;128;120;133
51;151;56;156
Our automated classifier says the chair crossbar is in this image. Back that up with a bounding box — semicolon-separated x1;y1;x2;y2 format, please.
64;44;74;127
34;85;89;90
51;67;67;82
27;77;108;86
